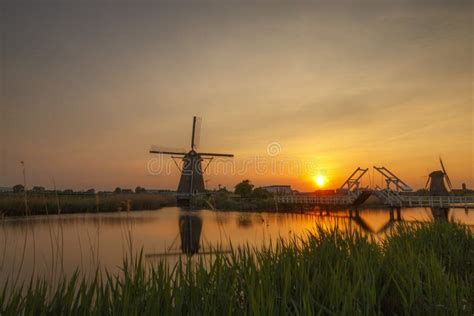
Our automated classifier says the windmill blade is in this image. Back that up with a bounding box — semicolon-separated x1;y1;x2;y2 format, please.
150;145;187;156
424;177;430;191
439;157;453;191
191;116;202;150
199;152;234;157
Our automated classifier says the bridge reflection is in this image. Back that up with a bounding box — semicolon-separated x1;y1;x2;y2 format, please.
309;206;454;235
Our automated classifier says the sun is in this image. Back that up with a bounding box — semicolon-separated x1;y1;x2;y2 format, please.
314;175;326;188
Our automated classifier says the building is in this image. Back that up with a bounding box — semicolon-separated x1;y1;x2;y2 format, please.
261;185;292;195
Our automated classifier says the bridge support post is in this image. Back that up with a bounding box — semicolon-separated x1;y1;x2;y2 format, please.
396;207;401;220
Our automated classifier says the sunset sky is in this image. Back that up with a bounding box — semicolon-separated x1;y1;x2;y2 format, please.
1;1;472;192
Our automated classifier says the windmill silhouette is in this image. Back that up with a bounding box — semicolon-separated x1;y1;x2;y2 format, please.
424;157;453;195
149;116;233;206
423;157;453;220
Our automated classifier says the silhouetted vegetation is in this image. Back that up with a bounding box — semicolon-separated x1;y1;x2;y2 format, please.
251;187;272;199
12;184;24;193
234;179;254;197
193;184;276;211
0;222;471;314
135;186;147;193
0;193;175;217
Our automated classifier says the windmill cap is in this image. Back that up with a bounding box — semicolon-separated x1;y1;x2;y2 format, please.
429;170;445;177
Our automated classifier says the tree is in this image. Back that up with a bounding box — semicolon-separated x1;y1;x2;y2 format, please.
135;186;147;193
32;186;45;192
13;184;24;193
218;186;229;193
251;187;272;199
114;187;122;194
234;180;254;197
86;188;95;194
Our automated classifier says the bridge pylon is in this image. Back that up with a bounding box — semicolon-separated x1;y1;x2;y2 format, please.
373;166;412;192
338;167;369;197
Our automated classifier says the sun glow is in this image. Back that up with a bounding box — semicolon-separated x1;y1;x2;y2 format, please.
314;175;326;188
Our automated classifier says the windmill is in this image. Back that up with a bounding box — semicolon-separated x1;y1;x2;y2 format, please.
424;157;453;196
149;116;233;206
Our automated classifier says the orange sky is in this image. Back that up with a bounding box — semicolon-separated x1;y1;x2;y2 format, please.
1;1;472;192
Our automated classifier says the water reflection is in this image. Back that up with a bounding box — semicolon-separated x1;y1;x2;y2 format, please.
236;215;253;228
179;214;202;255
309;208;404;235
0;207;471;284
430;207;450;221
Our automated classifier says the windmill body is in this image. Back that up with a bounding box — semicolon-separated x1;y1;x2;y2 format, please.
425;158;453;220
150;116;233;206
425;158;453;196
428;170;449;196
177;151;205;200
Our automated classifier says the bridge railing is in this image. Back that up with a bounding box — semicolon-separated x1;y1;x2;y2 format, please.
373;187;404;206
274;194;354;205
274;190;474;208
399;195;474;207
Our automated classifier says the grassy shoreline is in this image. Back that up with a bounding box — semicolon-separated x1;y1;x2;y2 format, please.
0;193;176;217
0;221;472;315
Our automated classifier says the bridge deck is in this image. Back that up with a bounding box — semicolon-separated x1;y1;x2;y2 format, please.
274;194;355;206
391;195;474;208
274;192;474;208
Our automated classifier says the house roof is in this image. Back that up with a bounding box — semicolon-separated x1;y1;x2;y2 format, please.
262;185;291;188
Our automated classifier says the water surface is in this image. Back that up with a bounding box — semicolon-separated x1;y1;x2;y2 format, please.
0;207;472;284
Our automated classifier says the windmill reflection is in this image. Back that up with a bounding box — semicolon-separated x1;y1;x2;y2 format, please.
179;214;202;255
430;207;450;221
145;213;203;258
145;212;232;259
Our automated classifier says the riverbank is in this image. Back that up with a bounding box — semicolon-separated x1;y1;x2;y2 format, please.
0;193;176;217
191;193;388;212
192;193;277;211
0;221;471;315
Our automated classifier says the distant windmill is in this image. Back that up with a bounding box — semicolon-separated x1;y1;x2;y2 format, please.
424;157;453;195
149;116;233;206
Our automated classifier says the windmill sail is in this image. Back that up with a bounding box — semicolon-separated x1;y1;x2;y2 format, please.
199;152;234;157
191;116;201;150
149;145;187;155
439;157;453;191
424;177;430;191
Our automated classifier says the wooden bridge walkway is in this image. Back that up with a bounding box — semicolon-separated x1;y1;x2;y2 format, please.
274;191;474;209
372;190;474;208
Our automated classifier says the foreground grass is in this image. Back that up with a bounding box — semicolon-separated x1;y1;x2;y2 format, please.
0;222;472;315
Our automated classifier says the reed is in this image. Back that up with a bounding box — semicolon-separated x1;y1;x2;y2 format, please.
0;193;175;217
0;221;472;315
